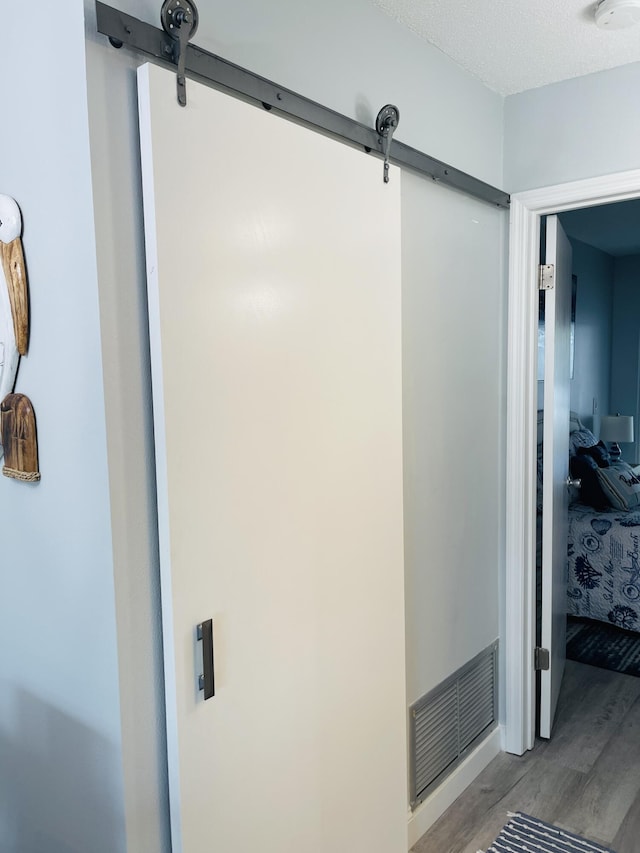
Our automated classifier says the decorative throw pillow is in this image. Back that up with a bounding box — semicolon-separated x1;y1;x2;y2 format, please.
596;463;640;511
569;428;598;458
570;454;610;510
577;440;611;468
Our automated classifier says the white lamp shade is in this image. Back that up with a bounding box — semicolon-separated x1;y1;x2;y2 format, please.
600;414;634;443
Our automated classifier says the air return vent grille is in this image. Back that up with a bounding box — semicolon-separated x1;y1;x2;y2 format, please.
410;641;498;808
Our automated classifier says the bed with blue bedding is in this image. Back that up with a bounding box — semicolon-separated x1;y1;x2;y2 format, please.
566;421;640;632
538;412;640;633
568;503;640;632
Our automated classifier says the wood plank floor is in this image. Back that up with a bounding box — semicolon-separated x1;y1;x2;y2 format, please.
411;661;640;853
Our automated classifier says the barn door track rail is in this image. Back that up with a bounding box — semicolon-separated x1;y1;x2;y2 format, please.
96;1;510;208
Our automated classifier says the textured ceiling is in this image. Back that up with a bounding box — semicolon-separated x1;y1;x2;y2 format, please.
373;0;640;95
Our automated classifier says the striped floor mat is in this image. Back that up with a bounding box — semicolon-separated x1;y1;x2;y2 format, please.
480;812;616;853
566;616;640;677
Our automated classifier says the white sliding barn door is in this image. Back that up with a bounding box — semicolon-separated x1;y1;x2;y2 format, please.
137;63;407;853
539;215;572;739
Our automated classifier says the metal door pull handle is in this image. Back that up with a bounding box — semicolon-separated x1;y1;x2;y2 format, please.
197;618;215;699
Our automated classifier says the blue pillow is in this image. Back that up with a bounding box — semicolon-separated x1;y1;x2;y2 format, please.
577;440;611;468
569;428;598;457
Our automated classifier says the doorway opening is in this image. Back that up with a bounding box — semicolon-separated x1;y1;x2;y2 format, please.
504;169;640;756
535;198;640;740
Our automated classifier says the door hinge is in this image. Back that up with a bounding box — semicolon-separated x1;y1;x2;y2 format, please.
538;264;555;290
534;647;550;671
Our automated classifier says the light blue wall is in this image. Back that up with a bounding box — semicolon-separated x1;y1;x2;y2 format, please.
504;62;640;192
0;0;510;847
565;238;614;433
611;255;640;462
0;2;126;851
83;0;507;845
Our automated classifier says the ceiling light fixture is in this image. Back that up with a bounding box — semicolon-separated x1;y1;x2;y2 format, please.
595;0;640;29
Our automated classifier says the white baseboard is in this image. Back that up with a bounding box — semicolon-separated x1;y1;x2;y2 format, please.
407;726;502;849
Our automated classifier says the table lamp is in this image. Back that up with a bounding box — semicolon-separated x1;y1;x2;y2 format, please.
600;414;634;462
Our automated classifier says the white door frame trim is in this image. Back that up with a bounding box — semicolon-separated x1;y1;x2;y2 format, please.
504;168;640;755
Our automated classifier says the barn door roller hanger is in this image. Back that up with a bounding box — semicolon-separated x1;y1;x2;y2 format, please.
160;0;198;107
109;0;199;106
376;105;400;184
97;0;510;206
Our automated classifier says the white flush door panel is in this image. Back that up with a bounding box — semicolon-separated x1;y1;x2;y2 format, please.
138;63;407;853
539;215;572;739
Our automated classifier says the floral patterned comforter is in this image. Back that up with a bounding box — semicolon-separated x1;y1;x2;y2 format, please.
568;503;640;632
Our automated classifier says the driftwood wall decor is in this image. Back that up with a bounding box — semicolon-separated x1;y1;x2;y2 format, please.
1;234;28;355
0;194;38;481
1;393;40;481
0;194;28;402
